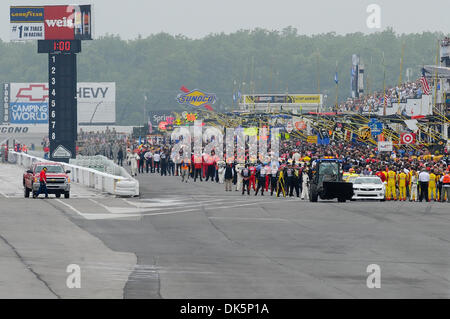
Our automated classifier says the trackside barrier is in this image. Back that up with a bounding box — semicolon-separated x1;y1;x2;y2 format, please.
7;151;139;197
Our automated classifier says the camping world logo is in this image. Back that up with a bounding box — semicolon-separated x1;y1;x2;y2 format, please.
177;89;216;107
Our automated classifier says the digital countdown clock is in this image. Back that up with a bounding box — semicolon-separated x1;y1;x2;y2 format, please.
38;40;81;54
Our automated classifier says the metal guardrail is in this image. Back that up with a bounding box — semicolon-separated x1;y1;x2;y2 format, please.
8;151;139;197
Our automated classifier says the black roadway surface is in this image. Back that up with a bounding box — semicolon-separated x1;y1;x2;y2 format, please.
2;163;450;298
71;170;450;298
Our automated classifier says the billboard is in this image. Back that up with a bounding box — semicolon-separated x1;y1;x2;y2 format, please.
77;83;116;124
10;5;93;41
3;82;115;124
240;94;322;105
9;83;48;124
176;89;216;107
2;83;10;123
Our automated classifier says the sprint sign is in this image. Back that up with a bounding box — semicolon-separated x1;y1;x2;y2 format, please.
400;133;416;145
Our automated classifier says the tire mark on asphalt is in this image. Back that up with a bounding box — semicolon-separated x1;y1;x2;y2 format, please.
202;204;357;298
124;255;162;299
0;232;60;298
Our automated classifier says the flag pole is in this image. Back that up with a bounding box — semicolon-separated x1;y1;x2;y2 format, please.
335;61;338;112
383;53;386;116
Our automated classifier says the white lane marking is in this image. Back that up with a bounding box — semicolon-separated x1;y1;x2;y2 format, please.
55;199;88;218
54;197;285;221
56;199;141;220
0;189;10;198
208;216;289;222
123;197;264;210
140;200;281;217
82;213;141;220
88;198;153;214
124;197;228;207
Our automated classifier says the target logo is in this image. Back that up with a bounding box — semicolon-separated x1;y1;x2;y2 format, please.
400;133;416;145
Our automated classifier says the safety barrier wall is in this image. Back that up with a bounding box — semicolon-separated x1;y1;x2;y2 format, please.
7;151;139;196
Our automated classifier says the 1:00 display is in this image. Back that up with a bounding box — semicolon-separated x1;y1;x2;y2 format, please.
53;41;71;52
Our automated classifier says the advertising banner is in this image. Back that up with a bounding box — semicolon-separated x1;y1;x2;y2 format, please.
10;5;93;41
378;141;393;152
400;133;416;145
44;5;75;40
9;83;48;124
77;83;116;124
10;6;45;41
2;83;10;123
176;89;216;108
241;94;322;105
5;82;115;124
149;111;176;126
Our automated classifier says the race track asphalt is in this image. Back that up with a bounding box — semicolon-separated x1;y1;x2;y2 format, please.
1;163;450;298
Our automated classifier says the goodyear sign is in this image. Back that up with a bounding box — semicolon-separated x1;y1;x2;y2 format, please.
177;89;216;107
10;7;44;23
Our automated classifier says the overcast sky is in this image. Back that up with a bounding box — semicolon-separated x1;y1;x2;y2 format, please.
2;0;450;41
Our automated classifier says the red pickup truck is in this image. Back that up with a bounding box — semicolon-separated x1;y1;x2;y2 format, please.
23;162;71;198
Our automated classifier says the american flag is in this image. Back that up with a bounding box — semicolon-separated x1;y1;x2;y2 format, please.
420;69;431;95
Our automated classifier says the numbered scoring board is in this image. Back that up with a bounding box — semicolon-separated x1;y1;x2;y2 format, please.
38;40;81;54
47;49;77;161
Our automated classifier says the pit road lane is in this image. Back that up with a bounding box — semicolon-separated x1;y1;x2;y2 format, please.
1;163;450;298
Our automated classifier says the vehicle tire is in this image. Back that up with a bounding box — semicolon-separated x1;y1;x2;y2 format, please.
64;192;70;199
24;187;30;198
55;193;61;198
380;198;386;202
338;197;346;203
310;185;318;202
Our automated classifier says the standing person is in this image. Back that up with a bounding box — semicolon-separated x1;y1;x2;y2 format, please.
241;165;251;195
153;151;160;173
410;170;418;202
217;161;226;184
249;164;257;191
33;167;48;199
437;170;443;202
277;166;287;198
386;167;397;201
270;166;278;196
138;150;145;174
160;151;167;176
117;147;124;166
194;155;203;182
429;169;438;201
254;165;267;196
175;150;183;176
292;166;301;198
418;168;430;202
126;148;132;166
397;169;407;201
441;170;450;202
205;151;216;182
235;163;244;191
301;168;310;200
144;149;153;173
285;163;295;197
180;159;190;183
224;163;234;191
130;151;139;176
168;156;175;176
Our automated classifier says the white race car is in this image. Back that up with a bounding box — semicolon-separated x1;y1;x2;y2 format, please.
352;176;385;201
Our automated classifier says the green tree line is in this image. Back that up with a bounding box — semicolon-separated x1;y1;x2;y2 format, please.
0;27;446;125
